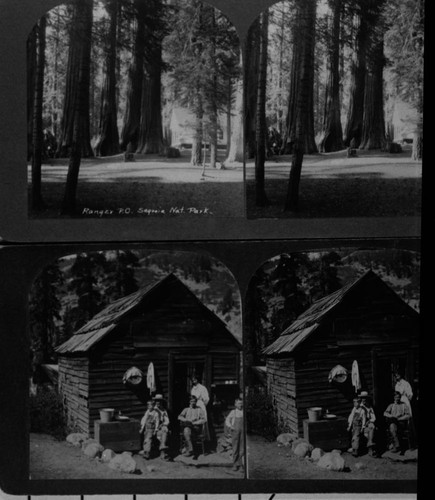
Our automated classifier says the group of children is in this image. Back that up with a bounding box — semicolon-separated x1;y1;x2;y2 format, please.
138;392;245;472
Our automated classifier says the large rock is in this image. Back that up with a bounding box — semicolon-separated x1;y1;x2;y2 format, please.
291;438;310;451
317;452;346;472
83;442;104;459
81;438;101;450
311;448;325;462
293;442;313;458
66;433;88;447
404;449;418;461
101;449;117;463
108;453;137;474
354;461;367;471
276;433;298;447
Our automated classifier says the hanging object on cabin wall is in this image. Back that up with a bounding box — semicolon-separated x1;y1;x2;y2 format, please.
351;360;361;393
328;364;348;383
147;362;156;394
122;366;144;386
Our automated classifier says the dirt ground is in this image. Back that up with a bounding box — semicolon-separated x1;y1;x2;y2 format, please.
246;147;422;218
28;152;244;219
247;434;418;480
30;433;244;480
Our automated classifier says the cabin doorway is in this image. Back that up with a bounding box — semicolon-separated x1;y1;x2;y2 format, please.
374;356;408;410
373;355;409;449
171;359;205;418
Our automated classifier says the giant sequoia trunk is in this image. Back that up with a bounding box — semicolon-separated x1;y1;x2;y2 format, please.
191;93;204;166
244;19;260;159
319;0;344;153
94;0;120;157
255;11;269;207
120;0;146;151
31;16;46;210
226;70;244;163
57;0;93;159
284;0;316;212
27;26;37;162
360;34;386;150
137;47;164;154
344;3;369;147
60;0;93;215
281;0;317;155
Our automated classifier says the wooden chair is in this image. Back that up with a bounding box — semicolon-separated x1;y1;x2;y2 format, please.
179;423;206;457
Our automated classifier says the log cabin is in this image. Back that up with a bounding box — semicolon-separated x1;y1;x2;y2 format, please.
55;273;242;440
262;270;419;440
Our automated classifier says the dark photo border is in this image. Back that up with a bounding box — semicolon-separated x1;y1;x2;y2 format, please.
0;238;422;495
0;0;422;243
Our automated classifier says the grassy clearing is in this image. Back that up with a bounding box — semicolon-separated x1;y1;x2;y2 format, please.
28;152;245;218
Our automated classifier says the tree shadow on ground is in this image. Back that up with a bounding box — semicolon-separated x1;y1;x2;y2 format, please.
246;177;421;218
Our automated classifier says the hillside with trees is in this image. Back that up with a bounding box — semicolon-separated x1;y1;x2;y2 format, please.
29;250;242;367
245;248;420;367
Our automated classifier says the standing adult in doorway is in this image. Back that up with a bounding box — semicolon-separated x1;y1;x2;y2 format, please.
394;372;413;415
190;375;210;441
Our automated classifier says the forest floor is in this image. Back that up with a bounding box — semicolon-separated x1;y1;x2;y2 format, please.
28;150;244;218
29;433;244;480
246;146;422;218
247;434;418;481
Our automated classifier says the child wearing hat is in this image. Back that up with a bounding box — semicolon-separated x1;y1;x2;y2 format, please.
360;391;377;456
153;394;171;460
139;399;160;459
347;396;366;457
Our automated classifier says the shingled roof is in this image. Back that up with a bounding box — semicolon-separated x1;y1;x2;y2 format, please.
56;273;240;354
262;270;418;356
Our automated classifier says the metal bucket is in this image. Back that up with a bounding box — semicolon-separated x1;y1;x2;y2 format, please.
307;407;323;422
99;408;115;423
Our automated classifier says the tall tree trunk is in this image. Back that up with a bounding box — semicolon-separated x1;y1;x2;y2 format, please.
137;45;164;154
226;70;244;163
281;0;317;155
244;19;260;159
191;92;203;166
284;0;316;211
57;0;93;159
276;7;286;135
281;13;301;155
208;8;218;169
52;9;61;138
225;77;232;157
360;33;386;149
412;131;422;160
60;0;93;215
319;0;344;152
31;16;46;210
255;11;269;207
120;0;146;151
94;0;120;157
137;0;165;155
27;26;37;162
344;2;369;147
